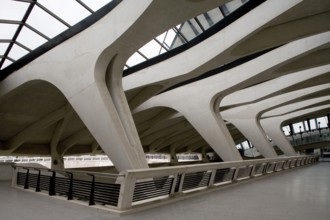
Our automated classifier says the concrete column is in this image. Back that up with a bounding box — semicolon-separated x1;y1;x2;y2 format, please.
51;155;64;170
222;84;330;157
68;80;148;172
224;117;278;158
175;100;242;161
170;147;179;165
260;96;330;156
261;118;296;156
201;147;210;163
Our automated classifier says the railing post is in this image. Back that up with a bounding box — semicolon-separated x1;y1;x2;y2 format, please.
88;174;95;206
249;165;255;177
49;171;56;196
232;167;239;181
36;170;41;192
263;163;270;174
208;169;216;186
67;172;73;200
24;169;29;189
117;172;136;210
177;173;185;192
170;174;178;195
11;166;18;187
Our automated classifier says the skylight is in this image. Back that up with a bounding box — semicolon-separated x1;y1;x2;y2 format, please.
0;0;249;73
0;0;111;70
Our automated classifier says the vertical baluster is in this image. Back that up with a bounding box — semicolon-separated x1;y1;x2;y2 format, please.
24;169;29;189
36;170;41;192
88;174;95;206
67;172;73;200
49;171;56;196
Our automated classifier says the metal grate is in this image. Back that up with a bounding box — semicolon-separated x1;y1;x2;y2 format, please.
253;164;264;175
93;182;121;206
214;168;234;184
133;176;173;202
182;171;211;191
237;166;252;179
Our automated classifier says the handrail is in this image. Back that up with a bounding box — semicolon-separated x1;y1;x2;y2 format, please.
124;155;312;176
13;164;124;178
12;155;318;212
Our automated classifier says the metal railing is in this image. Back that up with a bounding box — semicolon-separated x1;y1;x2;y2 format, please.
12;155;318;212
287;128;330;146
14;166;122;207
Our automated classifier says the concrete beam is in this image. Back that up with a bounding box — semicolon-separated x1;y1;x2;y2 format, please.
5;106;67;152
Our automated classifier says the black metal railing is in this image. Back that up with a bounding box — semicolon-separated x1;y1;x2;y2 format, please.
13;155;319;212
15;167;121;207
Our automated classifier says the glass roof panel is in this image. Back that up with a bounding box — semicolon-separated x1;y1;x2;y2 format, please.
156;32;166;43
38;0;91;26
163;29;176;49
0;0;29;21
16;26;47;50
139;40;162;59
2;59;13;69
0;23;18;39
205;8;224;27
125;0;249;69
0;0;116;71
26;5;68;38
0;43;10;55
82;0;111;12
126;52;147;67
223;0;247;16
179;20;202;40
159;47;167;55
8;44;29;60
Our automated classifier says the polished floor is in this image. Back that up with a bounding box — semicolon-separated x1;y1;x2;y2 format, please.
0;162;329;220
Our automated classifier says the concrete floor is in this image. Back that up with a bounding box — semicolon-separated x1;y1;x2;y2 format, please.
0;162;329;220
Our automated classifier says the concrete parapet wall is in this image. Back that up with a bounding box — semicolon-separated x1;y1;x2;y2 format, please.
0;162;14;181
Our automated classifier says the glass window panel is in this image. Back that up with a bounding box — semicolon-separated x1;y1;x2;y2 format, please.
317;117;327;128
0;43;10;55
310;119;316;130
170;33;186;49
163;29;176;49
26;6;67;38
8;44;29;60
1;59;13;69
293;122;304;133
224;0;244;15
126;52;146;67
204;8;224;27
0;23;18;39
81;0;111;12
156;32;166;43
197;14;210;30
159;47;167;54
304;121;310;131
0;0;28;21
38;0;91;26
16;27;47;50
177;21;199;41
139;40;162;59
241;141;249;150
282;125;290;136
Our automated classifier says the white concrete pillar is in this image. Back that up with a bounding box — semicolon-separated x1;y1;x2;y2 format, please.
175;100;242;161
225;117;278;158
68;80;148;172
261;118;297;156
261;97;330;155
